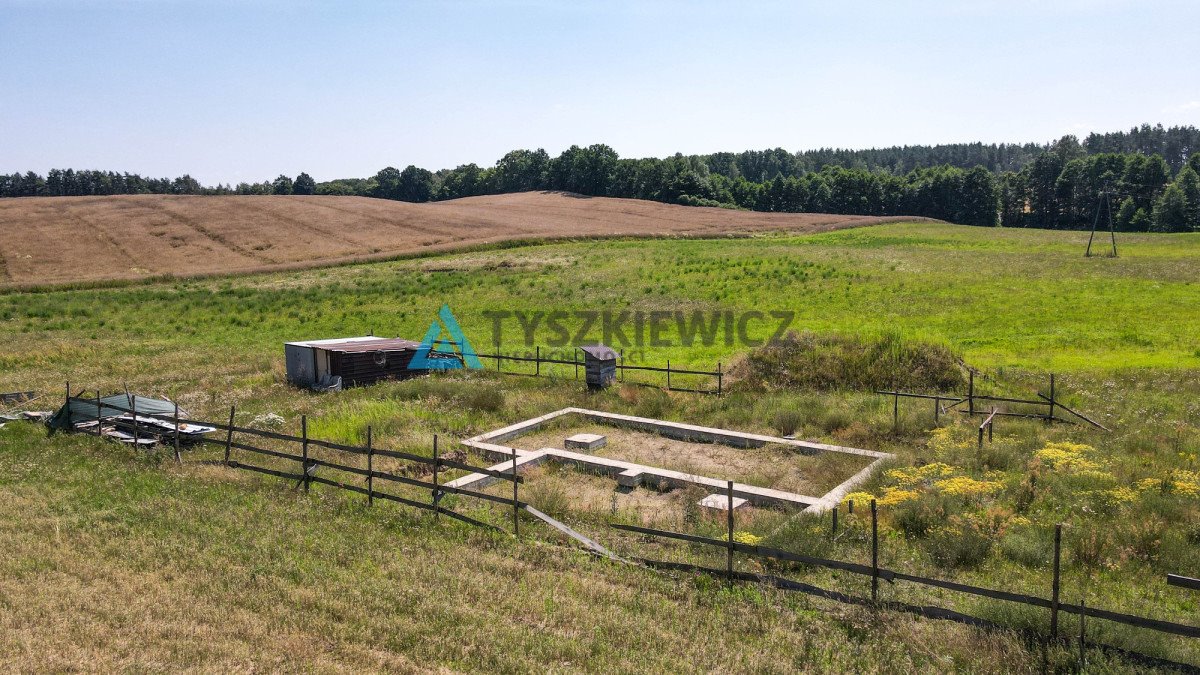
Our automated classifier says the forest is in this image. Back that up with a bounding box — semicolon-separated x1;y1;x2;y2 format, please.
3;124;1198;232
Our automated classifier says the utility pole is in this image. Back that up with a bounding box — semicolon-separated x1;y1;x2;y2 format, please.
1085;183;1118;258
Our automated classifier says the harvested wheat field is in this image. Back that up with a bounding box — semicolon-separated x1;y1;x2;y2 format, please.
0;191;930;287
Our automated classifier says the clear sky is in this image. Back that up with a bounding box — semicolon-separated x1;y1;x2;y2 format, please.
2;0;1198;186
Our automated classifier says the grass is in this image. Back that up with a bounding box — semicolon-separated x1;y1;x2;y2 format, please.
0;422;1085;673
2;220;1200;670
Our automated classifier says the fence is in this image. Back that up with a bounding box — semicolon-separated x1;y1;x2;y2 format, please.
63;394;528;535
54;385;1197;669
877;372;1109;432
469;346;724;395
609;495;1200;669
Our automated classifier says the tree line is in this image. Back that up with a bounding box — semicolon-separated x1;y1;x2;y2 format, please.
4;124;1198;231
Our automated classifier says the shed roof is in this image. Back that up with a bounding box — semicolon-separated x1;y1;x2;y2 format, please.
580;344;618;360
286;336;427;353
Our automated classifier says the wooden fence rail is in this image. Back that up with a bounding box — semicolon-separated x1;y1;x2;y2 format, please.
610;516;1200;641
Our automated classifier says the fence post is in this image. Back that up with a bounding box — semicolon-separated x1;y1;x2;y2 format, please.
848;499;854;515
224;406;235;465
511;448;520;537
1078;596;1087;669
978;425;984;449
726;480;735;584
432;433;439;519
1048;373;1056;422
301;415;309;493
667;360;671;391
988;411;994;442
717;362;723;396
574;348;579;380
65;381;71;410
95;390;102;437
831;505;838;536
172;401;181;463
934;396;940;424
366;426;374;507
131;395;138;447
871;498;879;603
536;346;540;377
1051;523;1062;638
968;370;975;416
893;393;899;432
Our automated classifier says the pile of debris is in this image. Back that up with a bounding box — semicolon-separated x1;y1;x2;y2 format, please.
44;393;216;447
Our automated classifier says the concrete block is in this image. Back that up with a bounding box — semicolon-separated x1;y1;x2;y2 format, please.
565;433;607;450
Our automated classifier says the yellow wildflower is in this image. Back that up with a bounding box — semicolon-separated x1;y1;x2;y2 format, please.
934;476;1003;497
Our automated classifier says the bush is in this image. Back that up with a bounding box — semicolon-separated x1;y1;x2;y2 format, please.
729;331;965;393
771;408;803;436
926;517;994;569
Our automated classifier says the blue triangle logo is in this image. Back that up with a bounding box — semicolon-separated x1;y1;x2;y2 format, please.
409;304;483;370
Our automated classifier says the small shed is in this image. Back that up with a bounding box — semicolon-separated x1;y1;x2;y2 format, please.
285;336;460;390
580;344;618;390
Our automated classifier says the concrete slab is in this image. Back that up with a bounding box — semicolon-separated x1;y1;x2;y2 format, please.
564;433;606;450
699;493;749;511
459;407;894;514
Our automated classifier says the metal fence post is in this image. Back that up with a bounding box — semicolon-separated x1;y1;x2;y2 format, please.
666;360;671;391
1051;523;1062;637
224;406;235;465
871;498;879;603
831;505;838;536
1048;373;1056;422
512;448;520;537
131;395;138;447
726;480;735;583
968;370;975;416
893;393;899;431
95;390;102;437
535;346;540;377
717;362;723;396
432;434;439;519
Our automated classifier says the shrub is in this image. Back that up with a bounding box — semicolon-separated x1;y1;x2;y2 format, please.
728;331;965;393
926;516;994;569
771;408;803;436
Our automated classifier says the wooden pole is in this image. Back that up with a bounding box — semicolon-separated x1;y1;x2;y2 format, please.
301;415;309;493
871;498;879;603
717;362;723;396
65;381;70;409
666;359;671;391
934;396;940;424
224;406;235;465
726;480;735;583
366;426;374;507
131;395;138;447
95;390;103;437
574;348;579;380
535;346;540;377
172;401;181;463
893;393;899;431
848;499;854;515
831;505;838;536
512;448;519;537
1051;523;1062;638
432;433;439;519
988;411;994;442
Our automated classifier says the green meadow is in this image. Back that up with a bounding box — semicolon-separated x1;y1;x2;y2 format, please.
2;221;1200;671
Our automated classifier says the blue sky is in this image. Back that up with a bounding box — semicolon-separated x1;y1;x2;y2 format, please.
2;0;1198;185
